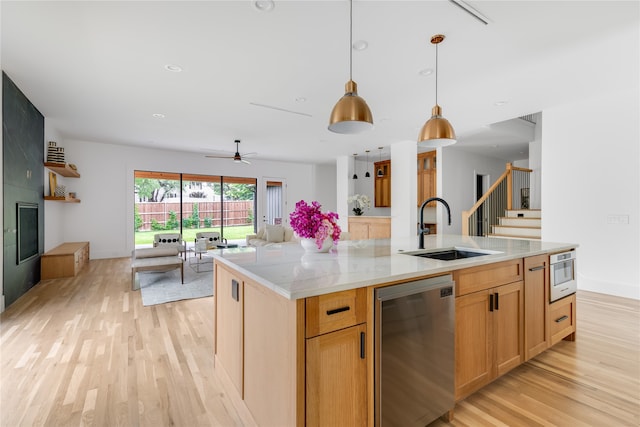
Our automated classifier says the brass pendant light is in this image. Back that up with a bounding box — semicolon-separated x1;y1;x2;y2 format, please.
328;0;373;134
418;34;456;147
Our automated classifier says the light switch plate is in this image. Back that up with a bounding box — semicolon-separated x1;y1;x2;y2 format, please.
606;214;630;225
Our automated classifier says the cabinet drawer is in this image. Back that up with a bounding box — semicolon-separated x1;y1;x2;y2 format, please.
454;259;523;297
549;294;576;345
306;288;367;337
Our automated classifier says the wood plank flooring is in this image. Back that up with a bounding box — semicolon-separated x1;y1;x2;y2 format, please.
1;257;639;426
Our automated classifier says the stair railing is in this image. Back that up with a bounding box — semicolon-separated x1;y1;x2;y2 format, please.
462;163;532;236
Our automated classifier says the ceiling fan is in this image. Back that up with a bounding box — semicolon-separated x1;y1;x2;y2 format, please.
205;139;256;164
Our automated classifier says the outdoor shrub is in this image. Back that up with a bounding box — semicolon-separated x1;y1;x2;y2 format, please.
182;218;192;228
246;208;254;224
134;205;143;231
166;211;179;230
191;203;200;228
204;217;212;228
151;219;165;231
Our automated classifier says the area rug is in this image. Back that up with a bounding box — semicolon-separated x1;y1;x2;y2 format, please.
137;264;213;306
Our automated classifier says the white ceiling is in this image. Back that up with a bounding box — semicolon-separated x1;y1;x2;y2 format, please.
1;1;638;164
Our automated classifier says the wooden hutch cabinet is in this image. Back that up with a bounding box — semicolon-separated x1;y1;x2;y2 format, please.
374;160;391;207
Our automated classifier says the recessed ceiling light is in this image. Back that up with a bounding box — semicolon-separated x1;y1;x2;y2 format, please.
164;64;183;72
152;113;165;119
494;100;508;106
296;97;307;103
352;40;368;51
253;0;274;12
419;68;434;76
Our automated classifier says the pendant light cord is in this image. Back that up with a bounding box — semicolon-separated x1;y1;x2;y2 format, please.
435;42;439;106
349;0;353;81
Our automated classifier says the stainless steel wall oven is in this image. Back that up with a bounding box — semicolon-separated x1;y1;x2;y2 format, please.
550;250;577;302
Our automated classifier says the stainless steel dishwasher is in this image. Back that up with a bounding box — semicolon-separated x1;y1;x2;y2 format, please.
375;275;455;427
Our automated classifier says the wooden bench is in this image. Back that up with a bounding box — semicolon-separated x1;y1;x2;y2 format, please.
131;247;184;291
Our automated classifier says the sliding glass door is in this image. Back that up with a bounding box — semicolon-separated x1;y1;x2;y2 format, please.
134;171;256;248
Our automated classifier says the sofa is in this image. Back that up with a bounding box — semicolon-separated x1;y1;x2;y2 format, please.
246;224;299;247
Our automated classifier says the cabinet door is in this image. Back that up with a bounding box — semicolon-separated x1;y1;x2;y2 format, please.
493;281;524;376
368;222;391;239
349;222;369;240
374;161;391;207
455;290;492;400
306;324;367;427
549;293;576;346
524;255;549;360
417;151;436;205
215;264;244;396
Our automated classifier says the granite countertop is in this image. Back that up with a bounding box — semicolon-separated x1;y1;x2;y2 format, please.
211;234;577;300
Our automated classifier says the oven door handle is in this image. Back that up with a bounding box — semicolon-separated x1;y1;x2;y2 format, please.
529;265;545;272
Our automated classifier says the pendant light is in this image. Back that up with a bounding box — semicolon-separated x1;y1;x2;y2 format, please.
365;150;371;177
352;153;358;179
328;0;373;133
376;147;384;177
418;34;456;147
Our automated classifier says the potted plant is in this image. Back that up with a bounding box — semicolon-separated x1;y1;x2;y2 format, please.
289;200;341;251
347;194;371;216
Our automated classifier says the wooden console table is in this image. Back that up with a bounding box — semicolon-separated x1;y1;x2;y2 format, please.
41;242;90;280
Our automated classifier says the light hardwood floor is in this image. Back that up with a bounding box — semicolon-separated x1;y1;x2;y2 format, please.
1;258;639;426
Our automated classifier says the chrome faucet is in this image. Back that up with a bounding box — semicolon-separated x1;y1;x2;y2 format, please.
419;197;452;249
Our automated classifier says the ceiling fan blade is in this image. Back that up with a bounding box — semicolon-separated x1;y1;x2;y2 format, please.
205;154;233;159
241;159;251;165
242;152;258;157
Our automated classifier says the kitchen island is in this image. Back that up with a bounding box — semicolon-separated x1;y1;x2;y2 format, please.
211;235;577;426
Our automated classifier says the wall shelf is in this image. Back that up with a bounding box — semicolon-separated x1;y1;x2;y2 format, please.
44;196;81;203
44;162;80;178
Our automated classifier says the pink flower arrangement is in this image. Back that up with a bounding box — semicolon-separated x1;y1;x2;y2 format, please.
289;200;341;249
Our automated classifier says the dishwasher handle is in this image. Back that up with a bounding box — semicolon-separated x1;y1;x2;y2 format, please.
375;274;454;301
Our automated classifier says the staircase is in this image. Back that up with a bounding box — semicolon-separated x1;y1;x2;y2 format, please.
462;163;539;239
489;209;541;239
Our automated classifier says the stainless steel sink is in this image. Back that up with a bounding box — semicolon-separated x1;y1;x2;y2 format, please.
401;247;502;261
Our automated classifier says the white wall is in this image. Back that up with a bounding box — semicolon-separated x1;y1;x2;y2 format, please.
528;121;542;210
313;163;337;213
45;139;324;259
441;147;507;234
542;89;639;300
390;140;417;239
43;121;65;247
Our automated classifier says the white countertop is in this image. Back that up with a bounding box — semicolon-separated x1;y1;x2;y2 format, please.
211;235;577;300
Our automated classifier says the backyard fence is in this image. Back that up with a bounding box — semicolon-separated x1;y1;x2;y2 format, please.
136;201;253;231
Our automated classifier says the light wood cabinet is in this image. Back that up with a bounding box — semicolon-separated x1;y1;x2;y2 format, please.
454;260;524;400
374;160;391;207
417;151;436;206
524;255;550;360
41;242;89;279
306;323;367;427
305;288;367;426
348;216;391;240
214;263;244;396
549;293;576;346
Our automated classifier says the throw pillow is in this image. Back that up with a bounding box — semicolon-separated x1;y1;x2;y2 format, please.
265;224;285;243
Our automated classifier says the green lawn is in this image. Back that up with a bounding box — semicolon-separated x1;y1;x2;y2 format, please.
135;225;255;246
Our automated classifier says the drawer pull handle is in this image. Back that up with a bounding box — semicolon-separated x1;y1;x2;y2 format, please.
326;306;350;316
231;279;239;302
495;292;499;310
489;294;494;312
529;266;545;271
360;332;366;359
555;315;569;323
